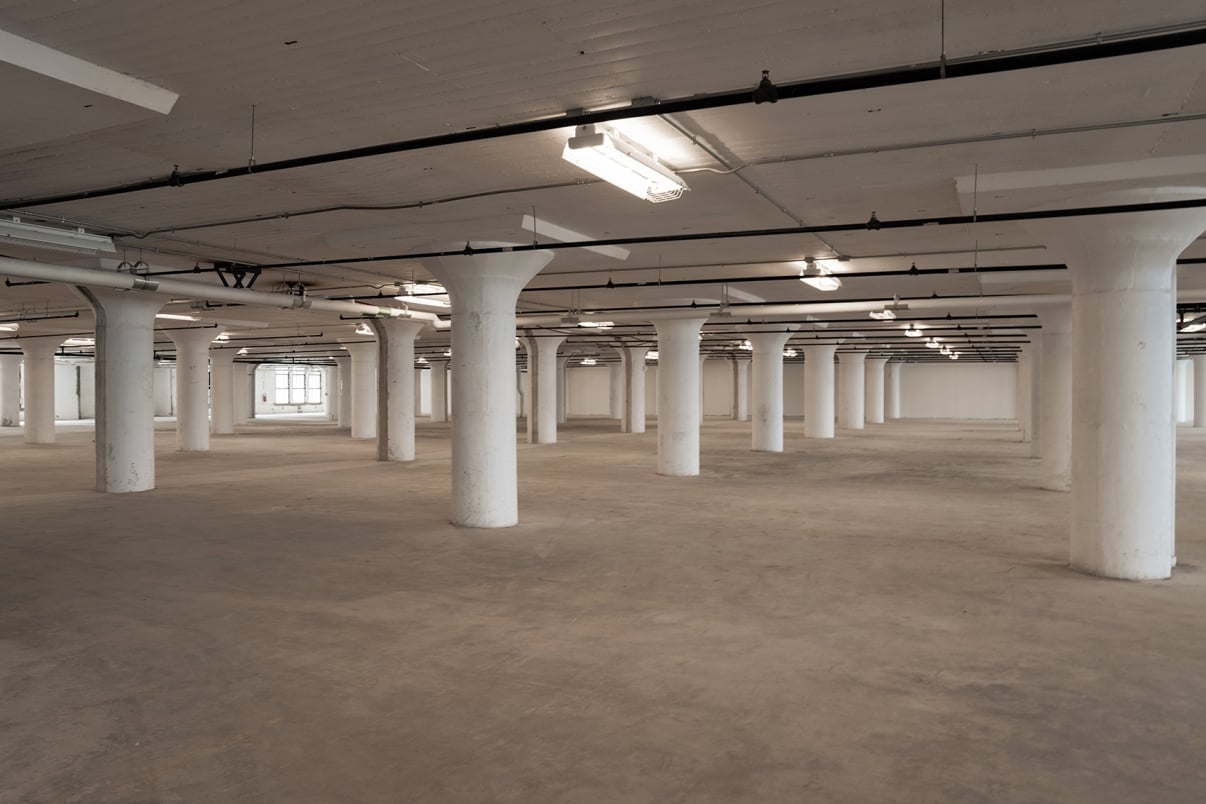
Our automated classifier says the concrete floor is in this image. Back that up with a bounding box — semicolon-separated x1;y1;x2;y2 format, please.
2;416;1206;803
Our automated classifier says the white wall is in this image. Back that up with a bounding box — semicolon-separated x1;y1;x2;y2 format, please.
899;362;1017;420
53;362;81;420
566;366;610;416
152;365;175;416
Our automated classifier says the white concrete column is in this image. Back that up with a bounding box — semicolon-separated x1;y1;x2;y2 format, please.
1017;344;1033;442
749;331;792;452
209;349;236;435
17;338;63;444
608;358;623;420
420;246;553;528
1027;334;1044;459
556;354;570;425
1194;355;1206;428
803;344;836;439
370;318;425;461
1024;188;1206;579
837;350;866;430
621;347;647;434
232;361;250;425
733;356;750;421
0;354;20;427
1175;358;1191;423
340;340;378;439
76;287;162;493
427;358;449;423
334;356;352;427
326;365;339;421
699;355;707;424
652;317;708;476
166;328;214;451
524;334;565;444
865;356;888;424
414;368;424;417
885;361;901;420
1035;305;1072;492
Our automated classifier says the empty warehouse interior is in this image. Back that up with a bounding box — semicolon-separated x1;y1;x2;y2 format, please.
2;2;1206;801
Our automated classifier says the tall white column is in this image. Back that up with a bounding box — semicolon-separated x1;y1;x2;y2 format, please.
414;368;424;417
18;338;63;444
209;349;235;435
231;361;248;425
1194;355;1206;428
326;365;339;421
885;361;901;420
749;331;791;452
420;246;553;528
427;358;449;423
865;356;888;424
523;334;565;444
803;344;836;439
1017;345;1033;442
340;340;378;439
837;350;866;430
733;356;750;421
699;355;707;424
334;356;352;427
1035;305;1072;492
246;365;257;421
1175;358;1191;423
621;347;647;434
76;287;162;493
167;328;214;451
370;318;425;461
608;358;623;420
1024;188;1206;579
0;354;20;427
556;354;570;425
653;317;708;476
1027;334;1044;459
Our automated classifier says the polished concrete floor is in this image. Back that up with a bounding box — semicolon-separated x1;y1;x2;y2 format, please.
2;416;1206;803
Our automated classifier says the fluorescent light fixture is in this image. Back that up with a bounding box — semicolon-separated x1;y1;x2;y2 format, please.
354;323;373;335
562;124;688;203
783;348;798;358
1180;321;1206;333
237;347;249;355
580;357;597;366
0;323;18;332
63;337;94;346
395;281;450;308
951;352;961;360
738;340;753;351
578;320;614;329
0;217;116;255
156;313;199;321
646;350;659;360
869;309;897;321
213;333;230;342
905;324;922;337
926;338;940;349
416;357;428;364
799;261;842;292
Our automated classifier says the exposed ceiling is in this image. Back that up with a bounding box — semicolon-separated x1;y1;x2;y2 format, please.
2;0;1206;364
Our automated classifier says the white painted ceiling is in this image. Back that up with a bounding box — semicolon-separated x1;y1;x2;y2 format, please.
2;0;1206;363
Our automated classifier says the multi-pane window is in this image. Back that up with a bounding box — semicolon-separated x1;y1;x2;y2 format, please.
272;367;323;405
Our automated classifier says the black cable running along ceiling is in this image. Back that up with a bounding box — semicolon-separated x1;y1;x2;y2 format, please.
3;22;1206;211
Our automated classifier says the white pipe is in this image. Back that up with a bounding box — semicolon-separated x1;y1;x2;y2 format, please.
0;256;448;328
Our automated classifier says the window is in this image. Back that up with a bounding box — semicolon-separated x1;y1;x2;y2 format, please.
272;367;323;406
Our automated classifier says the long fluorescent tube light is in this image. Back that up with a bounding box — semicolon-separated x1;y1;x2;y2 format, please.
395;281;450;308
0;217;116;254
562;124;688;203
155;313;199;321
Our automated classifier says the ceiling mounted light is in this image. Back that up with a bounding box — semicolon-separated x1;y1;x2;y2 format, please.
0;323;19;332
869;309;896;321
783;348;798;358
63;337;95;346
580;357;597;366
951;352;961;360
578;320;614;329
926;337;940;349
904;324;922;337
354;322;373;335
155;313;199;321
562;124;688;203
416;356;428;364
395;281;450;308
646;350;659;360
0;217;116;255
799;260;842;292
